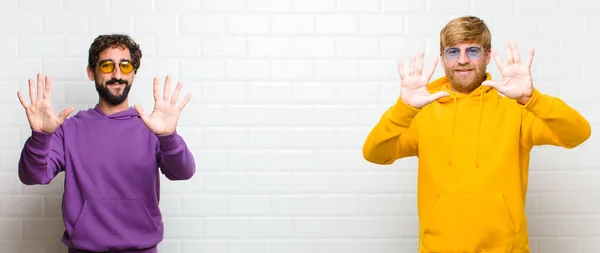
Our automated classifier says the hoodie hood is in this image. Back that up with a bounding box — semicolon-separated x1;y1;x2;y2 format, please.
427;72;494;102
427;73;495;167
77;104;141;120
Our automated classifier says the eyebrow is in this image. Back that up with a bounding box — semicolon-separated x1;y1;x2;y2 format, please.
99;58;132;62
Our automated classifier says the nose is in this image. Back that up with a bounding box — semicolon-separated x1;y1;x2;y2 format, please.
111;65;122;80
457;50;470;64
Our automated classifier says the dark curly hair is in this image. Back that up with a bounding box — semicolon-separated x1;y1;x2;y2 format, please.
87;34;142;74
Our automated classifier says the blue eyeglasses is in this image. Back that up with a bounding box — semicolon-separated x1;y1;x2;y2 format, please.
443;46;483;60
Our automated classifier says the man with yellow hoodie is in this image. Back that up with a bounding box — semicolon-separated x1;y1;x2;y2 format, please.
362;16;591;252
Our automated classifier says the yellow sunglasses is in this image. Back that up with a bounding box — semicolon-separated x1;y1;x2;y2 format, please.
98;60;135;74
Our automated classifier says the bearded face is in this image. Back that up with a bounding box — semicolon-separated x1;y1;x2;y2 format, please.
440;43;491;93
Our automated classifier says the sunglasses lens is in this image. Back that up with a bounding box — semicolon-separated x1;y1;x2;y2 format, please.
120;62;134;74
99;62;115;73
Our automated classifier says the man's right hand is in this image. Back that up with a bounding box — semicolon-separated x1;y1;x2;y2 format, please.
17;73;74;134
397;51;449;109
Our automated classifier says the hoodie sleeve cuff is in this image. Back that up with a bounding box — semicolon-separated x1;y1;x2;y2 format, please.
523;88;554;117
29;130;53;152
388;98;421;127
157;131;182;152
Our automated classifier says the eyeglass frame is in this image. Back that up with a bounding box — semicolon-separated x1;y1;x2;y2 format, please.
97;59;136;74
441;46;488;61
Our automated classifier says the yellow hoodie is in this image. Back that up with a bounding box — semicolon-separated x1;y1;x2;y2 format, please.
362;73;591;253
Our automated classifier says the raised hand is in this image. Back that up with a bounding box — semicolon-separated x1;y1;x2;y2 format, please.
482;40;534;104
17;73;75;134
134;75;191;136
398;51;449;109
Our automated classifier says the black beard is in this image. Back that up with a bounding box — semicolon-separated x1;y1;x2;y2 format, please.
95;78;131;105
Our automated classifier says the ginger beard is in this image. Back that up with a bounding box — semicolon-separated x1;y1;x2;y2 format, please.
441;48;490;93
444;63;488;93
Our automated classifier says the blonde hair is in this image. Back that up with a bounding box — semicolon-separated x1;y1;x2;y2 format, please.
440;16;491;52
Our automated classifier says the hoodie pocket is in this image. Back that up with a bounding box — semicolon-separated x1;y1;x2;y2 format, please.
421;194;516;252
71;200;161;251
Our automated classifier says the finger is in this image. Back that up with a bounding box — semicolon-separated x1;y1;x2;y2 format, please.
153;77;160;102
511;41;521;64
44;75;52;100
424;56;438;80
37;73;43;102
170;82;182;105
17;91;29;108
397;60;406;80
415;51;424;76
28;78;35;104
163;75;171;101
57;107;75;122
409;53;416;75
177;93;192;111
505;40;514;65
526;48;535;69
491;48;505;71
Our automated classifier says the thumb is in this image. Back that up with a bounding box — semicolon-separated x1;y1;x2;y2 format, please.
134;104;149;123
481;80;503;89
57;107;75;122
426;91;450;102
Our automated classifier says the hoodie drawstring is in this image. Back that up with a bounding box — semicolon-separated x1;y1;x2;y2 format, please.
476;88;483;168
448;94;457;165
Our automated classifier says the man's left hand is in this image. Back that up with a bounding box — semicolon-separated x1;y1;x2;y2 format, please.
134;75;191;135
482;40;534;105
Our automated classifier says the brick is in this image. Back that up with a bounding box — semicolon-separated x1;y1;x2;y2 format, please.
315;15;359;34
89;13;134;34
291;37;335;57
336;37;380;58
247;36;292;58
156;0;200;12
156;36;202;57
272;15;315;34
19;36;64;58
225;60;270;80
337;0;380;12
271;195;358;216
228;196;271;216
247;0;291;12
204;218;248;239
182;195;227;216
163;217;203;239
203;0;245;12
360;15;405;35
201;36;245;57
227;15;270;34
247;82;292;103
181;14;225;34
291;0;335;12
134;14;179;35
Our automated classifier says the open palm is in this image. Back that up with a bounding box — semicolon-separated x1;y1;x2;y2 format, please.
17;73;74;134
134;76;191;135
482;40;534;104
398;51;449;109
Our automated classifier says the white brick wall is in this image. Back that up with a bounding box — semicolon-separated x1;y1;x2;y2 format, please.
1;0;599;253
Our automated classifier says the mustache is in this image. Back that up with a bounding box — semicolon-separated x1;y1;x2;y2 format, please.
105;78;128;85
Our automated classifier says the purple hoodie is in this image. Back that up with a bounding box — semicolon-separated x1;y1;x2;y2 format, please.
18;105;196;252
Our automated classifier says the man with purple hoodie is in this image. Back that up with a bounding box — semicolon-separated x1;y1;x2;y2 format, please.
16;34;196;253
